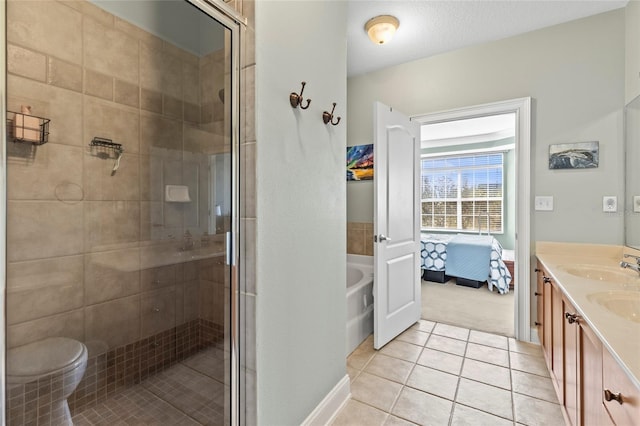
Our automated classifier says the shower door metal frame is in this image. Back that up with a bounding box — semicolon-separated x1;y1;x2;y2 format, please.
1;1;7;425
189;1;246;425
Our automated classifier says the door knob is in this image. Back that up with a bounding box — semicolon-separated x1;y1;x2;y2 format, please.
378;234;391;242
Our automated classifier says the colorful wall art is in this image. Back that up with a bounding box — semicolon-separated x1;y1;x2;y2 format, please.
347;144;374;181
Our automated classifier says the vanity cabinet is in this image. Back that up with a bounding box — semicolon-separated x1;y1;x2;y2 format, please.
536;263;563;402
535;268;544;349
562;294;612;426
536;260;630;425
602;348;640;425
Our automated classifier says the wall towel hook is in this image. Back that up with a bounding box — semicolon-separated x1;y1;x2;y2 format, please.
322;103;341;126
290;81;311;109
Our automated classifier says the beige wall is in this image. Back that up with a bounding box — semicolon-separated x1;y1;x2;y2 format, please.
6;0;228;350
348;9;626;246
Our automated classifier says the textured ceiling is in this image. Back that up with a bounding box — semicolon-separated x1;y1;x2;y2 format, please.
348;0;628;77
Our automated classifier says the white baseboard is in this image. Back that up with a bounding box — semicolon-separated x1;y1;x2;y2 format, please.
530;327;540;344
301;374;351;426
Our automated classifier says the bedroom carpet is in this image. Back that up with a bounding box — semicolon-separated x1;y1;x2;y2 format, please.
421;279;515;337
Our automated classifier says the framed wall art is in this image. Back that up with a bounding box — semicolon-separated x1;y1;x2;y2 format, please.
549;141;599;169
347;144;374;181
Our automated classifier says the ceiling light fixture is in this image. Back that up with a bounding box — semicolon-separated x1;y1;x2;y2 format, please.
364;15;400;45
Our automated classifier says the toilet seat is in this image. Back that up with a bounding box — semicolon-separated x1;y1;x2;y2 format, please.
7;337;87;384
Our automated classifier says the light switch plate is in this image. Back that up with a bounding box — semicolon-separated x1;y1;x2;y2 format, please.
534;196;553;211
634;196;640;213
603;196;617;212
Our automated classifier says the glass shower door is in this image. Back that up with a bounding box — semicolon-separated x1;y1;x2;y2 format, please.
3;0;239;424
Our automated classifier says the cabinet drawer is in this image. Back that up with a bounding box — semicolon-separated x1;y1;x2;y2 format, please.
602;348;640;425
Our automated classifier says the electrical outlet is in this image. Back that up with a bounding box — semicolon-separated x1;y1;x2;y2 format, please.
534;196;553;211
634;196;640;213
603;196;617;212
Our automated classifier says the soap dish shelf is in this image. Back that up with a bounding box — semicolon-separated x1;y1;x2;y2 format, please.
7;111;51;145
165;185;192;203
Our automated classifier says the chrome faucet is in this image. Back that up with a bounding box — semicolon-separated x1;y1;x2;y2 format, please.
179;229;194;251
620;254;640;276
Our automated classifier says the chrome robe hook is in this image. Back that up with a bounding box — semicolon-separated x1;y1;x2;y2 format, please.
290;81;311;109
322;103;341;126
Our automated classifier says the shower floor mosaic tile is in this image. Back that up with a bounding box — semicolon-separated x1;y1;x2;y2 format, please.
72;346;228;426
332;321;566;426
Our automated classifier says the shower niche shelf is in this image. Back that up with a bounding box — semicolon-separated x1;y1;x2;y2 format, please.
7;110;51;145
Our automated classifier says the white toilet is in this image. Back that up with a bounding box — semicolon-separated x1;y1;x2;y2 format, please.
7;337;88;424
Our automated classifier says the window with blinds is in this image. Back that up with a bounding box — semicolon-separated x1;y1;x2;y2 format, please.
421;153;504;233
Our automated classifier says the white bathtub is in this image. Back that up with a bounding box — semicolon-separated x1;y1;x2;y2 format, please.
346;255;374;355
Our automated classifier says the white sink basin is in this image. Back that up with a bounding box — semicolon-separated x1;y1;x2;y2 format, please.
558;264;640;286
587;291;640;323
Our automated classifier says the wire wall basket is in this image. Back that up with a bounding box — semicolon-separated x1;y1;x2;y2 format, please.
89;137;125;174
7;110;51;145
89;137;123;153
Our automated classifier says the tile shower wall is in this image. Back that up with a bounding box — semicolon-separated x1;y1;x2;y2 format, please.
235;0;257;424
5;0;241;421
347;222;374;256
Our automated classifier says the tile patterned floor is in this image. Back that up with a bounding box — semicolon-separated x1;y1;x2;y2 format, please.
333;321;566;426
72;346;229;426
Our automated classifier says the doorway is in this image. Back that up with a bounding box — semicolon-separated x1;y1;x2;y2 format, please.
413;98;532;342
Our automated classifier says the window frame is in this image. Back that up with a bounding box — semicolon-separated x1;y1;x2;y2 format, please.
420;151;505;234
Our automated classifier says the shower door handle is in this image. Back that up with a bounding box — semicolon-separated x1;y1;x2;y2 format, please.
226;231;234;266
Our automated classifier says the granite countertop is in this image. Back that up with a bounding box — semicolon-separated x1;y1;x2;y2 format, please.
536;242;640;389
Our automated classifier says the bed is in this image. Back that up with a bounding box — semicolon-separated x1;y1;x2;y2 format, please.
420;233;512;294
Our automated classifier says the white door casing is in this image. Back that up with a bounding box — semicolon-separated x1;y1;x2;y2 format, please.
412;97;532;342
374;102;422;350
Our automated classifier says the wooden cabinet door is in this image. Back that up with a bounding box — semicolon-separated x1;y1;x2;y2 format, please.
602;348;640;425
543;270;553;369
551;281;564;404
563;296;579;426
535;264;544;351
580;318;611;426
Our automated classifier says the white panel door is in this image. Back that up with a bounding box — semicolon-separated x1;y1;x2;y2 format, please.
373;102;421;350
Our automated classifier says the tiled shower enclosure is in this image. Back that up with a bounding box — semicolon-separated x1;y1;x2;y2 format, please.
3;0;250;423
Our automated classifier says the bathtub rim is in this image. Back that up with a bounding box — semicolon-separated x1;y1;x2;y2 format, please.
346;255;373;296
346;254;373;267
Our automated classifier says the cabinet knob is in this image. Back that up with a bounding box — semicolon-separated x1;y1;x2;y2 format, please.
535;321;542;326
604;389;623;405
534;292;542;296
564;312;578;324
534;268;540;272
543;276;551;284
